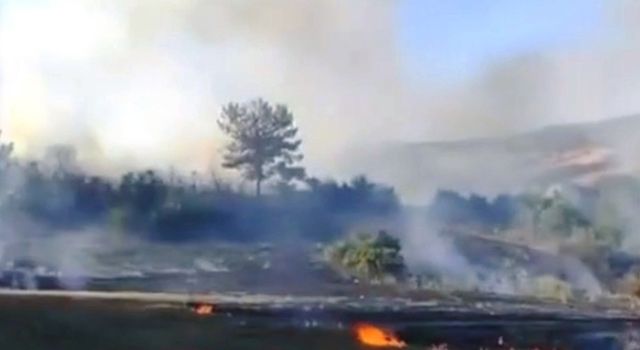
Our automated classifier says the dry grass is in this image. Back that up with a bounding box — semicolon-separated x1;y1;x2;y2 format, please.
614;272;640;298
530;275;573;303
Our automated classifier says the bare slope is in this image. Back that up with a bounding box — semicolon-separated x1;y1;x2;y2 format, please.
352;115;640;202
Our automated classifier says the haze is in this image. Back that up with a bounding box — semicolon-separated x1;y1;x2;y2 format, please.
2;0;640;198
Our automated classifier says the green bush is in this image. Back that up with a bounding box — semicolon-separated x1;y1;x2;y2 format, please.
324;230;406;283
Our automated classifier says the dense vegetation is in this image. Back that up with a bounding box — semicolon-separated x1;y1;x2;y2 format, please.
0;162;399;242
428;184;631;248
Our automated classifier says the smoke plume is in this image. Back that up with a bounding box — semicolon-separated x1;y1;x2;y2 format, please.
2;0;640;199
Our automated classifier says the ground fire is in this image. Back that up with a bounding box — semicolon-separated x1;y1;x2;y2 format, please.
353;323;406;348
191;303;215;315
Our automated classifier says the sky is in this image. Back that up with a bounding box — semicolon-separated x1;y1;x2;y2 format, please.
398;0;605;81
0;0;639;179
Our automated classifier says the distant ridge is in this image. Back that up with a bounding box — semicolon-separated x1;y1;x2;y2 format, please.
350;115;640;203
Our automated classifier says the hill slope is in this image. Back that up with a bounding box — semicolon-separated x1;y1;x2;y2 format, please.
352;115;640;203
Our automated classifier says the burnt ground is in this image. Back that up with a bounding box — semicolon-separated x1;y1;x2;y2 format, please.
0;290;638;350
1;239;640;349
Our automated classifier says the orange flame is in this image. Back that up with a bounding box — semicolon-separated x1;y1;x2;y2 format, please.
353;323;406;348
193;304;214;315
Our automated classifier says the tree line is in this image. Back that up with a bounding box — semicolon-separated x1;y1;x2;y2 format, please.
0;99;398;241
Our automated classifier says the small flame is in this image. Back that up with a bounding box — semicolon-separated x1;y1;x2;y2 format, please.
353;323;406;348
193;303;215;315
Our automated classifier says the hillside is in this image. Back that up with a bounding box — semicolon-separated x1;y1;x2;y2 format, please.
352;115;640;203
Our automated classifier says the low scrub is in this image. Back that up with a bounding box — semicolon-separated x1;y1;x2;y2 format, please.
324;230;406;284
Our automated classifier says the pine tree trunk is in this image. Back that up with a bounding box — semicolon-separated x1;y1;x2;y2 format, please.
256;178;262;197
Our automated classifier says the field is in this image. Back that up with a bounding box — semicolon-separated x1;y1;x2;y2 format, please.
0;290;638;350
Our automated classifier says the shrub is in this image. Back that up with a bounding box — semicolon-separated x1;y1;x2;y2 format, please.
324;230;406;283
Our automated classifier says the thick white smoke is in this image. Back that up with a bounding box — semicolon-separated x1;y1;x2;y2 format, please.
1;0;640;199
